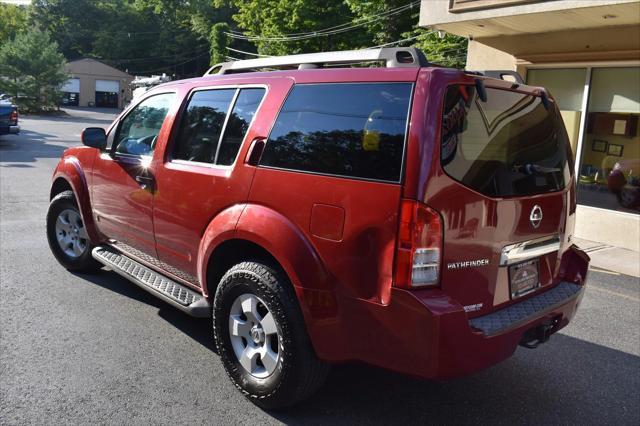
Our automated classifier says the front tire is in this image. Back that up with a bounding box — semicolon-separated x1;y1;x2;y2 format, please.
46;190;100;272
213;261;329;409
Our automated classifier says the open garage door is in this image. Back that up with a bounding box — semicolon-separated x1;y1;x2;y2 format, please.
61;78;80;106
95;79;119;108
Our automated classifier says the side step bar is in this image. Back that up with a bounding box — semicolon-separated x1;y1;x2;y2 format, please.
92;246;210;317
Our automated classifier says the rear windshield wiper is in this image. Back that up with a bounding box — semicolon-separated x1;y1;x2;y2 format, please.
513;164;561;175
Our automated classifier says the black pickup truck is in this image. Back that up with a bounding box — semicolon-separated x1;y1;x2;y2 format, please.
0;100;20;135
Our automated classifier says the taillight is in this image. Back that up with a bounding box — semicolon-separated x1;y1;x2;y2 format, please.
394;200;443;289
10;109;18;123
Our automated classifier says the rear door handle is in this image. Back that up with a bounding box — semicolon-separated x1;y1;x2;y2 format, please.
246;137;266;166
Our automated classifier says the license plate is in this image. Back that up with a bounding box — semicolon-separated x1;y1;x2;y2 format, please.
509;259;540;299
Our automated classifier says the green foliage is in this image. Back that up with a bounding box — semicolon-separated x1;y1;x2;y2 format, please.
411;31;468;69
226;0;363;56
209;23;230;65
0;29;68;112
0;3;28;43
23;0;468;78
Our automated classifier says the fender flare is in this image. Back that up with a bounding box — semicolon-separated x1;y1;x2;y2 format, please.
196;203;247;292
197;203;337;322
234;204;332;293
51;156;100;243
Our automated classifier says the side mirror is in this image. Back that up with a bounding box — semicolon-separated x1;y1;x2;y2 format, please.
81;127;107;150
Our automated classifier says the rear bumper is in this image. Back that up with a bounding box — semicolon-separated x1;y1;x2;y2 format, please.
0;125;19;134
317;245;589;380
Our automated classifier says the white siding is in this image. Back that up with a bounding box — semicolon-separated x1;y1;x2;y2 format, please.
61;78;80;93
95;79;119;92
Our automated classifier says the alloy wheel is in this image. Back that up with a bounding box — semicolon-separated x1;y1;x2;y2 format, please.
228;293;280;378
55;209;88;258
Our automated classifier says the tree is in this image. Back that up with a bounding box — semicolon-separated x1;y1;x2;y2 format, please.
0;30;68;111
225;0;361;56
0;3;28;43
346;0;467;68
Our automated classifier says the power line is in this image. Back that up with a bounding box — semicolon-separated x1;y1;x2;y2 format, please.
226;1;420;42
225;47;269;58
101;45;210;64
227;1;419;39
367;33;429;49
133;51;211;75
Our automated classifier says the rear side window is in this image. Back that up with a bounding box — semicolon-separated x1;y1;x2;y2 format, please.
173;87;264;165
217;88;265;166
260;83;412;182
441;84;571;197
174;89;235;164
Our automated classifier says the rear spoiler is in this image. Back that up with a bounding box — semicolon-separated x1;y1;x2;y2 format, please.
465;70;524;84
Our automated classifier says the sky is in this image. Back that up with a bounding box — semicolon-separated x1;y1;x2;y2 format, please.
1;1;31;4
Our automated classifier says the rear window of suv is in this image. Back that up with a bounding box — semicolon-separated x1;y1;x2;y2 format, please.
441;84;572;197
260;83;412;182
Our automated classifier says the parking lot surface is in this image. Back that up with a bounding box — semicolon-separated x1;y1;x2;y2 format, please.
1;109;639;425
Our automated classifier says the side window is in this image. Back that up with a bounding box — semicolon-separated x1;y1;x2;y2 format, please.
173;87;265;165
217;88;265;165
173;89;235;164
114;93;175;156
259;83;412;182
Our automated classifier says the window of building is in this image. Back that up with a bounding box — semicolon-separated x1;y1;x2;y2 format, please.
577;67;640;214
114;93;175;157
527;68;587;155
260;83;412;182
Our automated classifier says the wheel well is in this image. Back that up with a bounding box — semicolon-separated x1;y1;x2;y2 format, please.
50;178;73;200
205;239;285;298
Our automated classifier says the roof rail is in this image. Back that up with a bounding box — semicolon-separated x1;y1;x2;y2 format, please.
468;70;524;84
204;47;430;76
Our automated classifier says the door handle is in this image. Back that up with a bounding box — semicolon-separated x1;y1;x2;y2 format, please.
246;138;266;166
135;175;155;191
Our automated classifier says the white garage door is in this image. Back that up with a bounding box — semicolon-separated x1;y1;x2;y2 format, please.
61;78;80;93
95;79;119;92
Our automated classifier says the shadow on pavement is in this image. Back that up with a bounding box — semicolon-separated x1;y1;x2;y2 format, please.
271;335;640;425
0;129;65;163
72;268;216;352
73;269;639;425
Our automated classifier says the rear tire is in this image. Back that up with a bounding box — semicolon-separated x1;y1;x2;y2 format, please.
213;261;329;409
46;190;100;272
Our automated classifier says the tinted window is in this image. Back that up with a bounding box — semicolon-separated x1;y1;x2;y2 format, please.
174;89;235;163
217;88;265;165
441;85;571;197
260;83;412;182
115;93;175;156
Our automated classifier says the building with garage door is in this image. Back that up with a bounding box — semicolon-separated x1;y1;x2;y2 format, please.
62;58;134;109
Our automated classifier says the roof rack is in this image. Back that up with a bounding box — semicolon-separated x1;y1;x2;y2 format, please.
467;70;524;84
204;47;430;76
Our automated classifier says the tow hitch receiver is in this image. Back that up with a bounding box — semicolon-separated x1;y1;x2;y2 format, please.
519;317;561;349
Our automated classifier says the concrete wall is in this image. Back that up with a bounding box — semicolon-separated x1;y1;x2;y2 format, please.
575;205;640;252
465;40;516;71
420;0;638;28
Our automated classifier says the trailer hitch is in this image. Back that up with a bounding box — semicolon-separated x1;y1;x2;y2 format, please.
519;317;560;349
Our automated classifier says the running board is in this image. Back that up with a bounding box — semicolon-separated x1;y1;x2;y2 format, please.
92;246;210;317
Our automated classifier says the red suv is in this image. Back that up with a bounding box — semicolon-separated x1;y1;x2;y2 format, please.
47;48;589;409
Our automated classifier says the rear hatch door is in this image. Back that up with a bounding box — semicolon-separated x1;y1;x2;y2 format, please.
427;81;574;316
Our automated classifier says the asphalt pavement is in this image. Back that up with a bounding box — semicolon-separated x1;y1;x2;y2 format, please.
1;109;639;425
